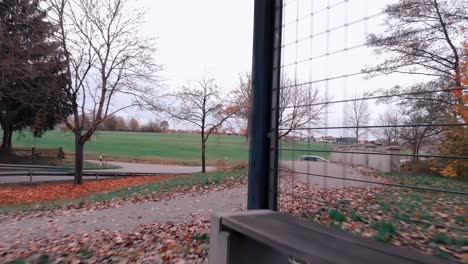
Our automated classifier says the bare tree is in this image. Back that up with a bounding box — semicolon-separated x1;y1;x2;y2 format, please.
373;109;402;145
232;73;325;141
159;120;169;132
48;0;160;184
399;107;444;163
367;0;467;123
395;85;450;163
367;0;467;170
163;78;237;172
100;115;127;131
279;80;325;139
129;117;140;132
367;0;466;86
344;96;371;143
231;73;252;142
140;120;162;133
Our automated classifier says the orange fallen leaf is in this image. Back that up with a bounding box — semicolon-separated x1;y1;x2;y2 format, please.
0;175;179;206
415;212;421;219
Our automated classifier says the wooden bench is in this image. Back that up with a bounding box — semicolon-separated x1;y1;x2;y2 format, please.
208;210;450;264
12;147;65;158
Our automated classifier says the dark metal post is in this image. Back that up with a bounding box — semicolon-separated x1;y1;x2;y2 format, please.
248;0;283;210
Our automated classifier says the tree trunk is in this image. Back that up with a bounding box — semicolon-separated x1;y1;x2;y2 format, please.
355;128;359;144
7;128;12;150
1;107;15;154
74;135;84;184
201;133;206;173
411;144;419;164
1;126;13;153
245;119;251;144
1;130;9;152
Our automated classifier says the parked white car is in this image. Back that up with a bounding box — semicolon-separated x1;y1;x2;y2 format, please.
299;155;329;162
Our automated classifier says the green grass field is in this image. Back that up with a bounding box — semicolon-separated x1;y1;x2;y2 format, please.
3;130;333;165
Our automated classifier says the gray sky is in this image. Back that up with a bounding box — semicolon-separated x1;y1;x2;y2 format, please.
122;0;431;139
127;0;254;123
278;0;439;140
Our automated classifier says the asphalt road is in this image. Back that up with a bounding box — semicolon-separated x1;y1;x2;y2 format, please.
280;161;380;188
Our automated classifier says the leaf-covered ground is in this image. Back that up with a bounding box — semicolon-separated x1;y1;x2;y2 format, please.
0;170;247;217
279;169;468;262
0;168;467;263
0;175;180;205
0;170;247;263
1;218;211;263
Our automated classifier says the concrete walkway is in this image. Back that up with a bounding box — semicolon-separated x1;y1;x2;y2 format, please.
0;187;247;244
86;160;216;174
281;161;379;188
0;161;216;184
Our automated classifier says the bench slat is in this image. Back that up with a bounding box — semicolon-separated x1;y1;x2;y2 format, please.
221;211;450;264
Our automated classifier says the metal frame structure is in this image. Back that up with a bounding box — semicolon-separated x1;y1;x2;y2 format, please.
240;0;466;262
247;0;468;209
247;0;283;211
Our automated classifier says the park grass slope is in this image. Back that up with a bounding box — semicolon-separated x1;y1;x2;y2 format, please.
3;130;332;165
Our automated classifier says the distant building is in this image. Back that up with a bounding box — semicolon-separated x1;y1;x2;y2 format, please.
370;139;385;146
336;137;358;144
318;136;336;143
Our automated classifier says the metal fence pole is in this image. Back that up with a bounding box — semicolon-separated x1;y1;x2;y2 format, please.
248;0;283;211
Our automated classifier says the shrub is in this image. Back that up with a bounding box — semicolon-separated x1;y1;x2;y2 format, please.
372;221;396;242
329;209;347;223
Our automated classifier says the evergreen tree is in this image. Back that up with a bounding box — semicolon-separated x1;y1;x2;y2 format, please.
0;0;70;154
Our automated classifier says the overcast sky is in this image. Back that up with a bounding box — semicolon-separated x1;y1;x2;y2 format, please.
125;0;254;122
279;0;428;139
120;0;429;139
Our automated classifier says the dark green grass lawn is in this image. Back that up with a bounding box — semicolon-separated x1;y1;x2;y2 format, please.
3;130;334;165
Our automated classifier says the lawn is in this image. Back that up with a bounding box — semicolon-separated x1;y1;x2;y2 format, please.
3;130;333;165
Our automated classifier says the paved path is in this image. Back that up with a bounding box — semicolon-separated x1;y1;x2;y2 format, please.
86;160;216;174
0;187;247;244
0;175;115;184
0;161;216;184
281;161;379;188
